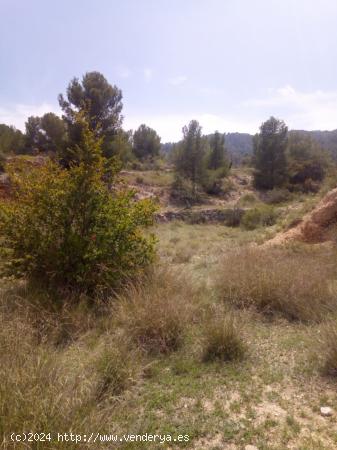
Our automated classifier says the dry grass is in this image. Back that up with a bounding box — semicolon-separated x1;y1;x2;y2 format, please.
320;320;337;376
122;170;174;187
215;245;337;322
0;282;98;346
0;284;144;448
113;268;198;354
202;309;247;362
2;217;337;449
95;334;143;399
0;314;92;445
0;266;200;446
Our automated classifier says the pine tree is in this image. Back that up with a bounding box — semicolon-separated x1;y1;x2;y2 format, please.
133;124;161;160
208;131;227;170
253;117;288;190
174;120;206;196
58;71;123;161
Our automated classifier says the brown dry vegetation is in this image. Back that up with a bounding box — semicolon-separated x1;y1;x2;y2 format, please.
215;245;337;322
112;268;200;354
320;319;337;376
201;309;247;362
2;171;337;449
2;225;337;449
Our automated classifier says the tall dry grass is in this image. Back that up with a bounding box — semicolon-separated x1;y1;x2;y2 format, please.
113;268;199;354
215;245;337;322
0;284;143;449
0;266;202;447
201;309;247;362
320;320;337;376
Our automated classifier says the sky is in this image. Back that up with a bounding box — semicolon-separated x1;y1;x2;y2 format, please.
1;0;337;141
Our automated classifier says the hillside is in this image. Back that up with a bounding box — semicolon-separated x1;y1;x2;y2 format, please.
3;173;337;449
162;129;337;163
292;129;337;159
161;133;254;165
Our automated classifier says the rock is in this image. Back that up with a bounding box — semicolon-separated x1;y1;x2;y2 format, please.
155;207;244;225
245;445;258;450
320;406;333;417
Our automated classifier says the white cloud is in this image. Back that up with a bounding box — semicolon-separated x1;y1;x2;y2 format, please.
0;103;61;131
168;75;187;86
124;113;259;142
125;85;337;142
143;68;153;82
243;85;337;130
4;85;337;143
199;87;224;95
117;66;132;79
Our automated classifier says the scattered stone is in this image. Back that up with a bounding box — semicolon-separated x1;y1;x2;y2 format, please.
155;208;245;224
245;445;258;450
320;406;333;417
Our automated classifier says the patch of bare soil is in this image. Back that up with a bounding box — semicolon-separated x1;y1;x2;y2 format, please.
265;188;337;246
223;172;255;207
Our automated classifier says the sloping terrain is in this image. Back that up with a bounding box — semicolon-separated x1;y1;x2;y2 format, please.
266;188;337;246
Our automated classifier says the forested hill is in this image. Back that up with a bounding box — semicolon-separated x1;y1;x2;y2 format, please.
223;132;253;164
162;129;337;162
161;132;254;163
291;129;337;159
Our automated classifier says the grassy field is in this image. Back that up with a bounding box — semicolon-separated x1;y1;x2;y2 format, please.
121;170;175;187
1;219;337;450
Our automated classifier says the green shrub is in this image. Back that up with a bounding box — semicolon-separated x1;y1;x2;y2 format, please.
263;188;291;204
0;152;6;172
202;167;228;195
241;205;278;230
170;175;204;206
238;193;257;206
0;114;156;294
202;311;246;362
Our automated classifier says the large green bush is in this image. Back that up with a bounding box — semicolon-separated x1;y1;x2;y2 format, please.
0;115;156;293
241;205;278;230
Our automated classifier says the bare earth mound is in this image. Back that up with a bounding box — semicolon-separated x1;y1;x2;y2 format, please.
267;188;337;246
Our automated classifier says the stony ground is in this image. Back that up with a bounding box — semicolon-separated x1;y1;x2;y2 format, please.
3;168;337;450
106;222;337;449
120;168;255;210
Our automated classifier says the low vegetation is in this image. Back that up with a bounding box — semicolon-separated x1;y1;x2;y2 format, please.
2;219;337;448
202;310;247;362
113;268;198;354
2;70;337;450
241;205;278;230
320;320;337;376
216;245;337;322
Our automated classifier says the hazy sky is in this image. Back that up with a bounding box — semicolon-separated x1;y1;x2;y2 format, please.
1;0;337;141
